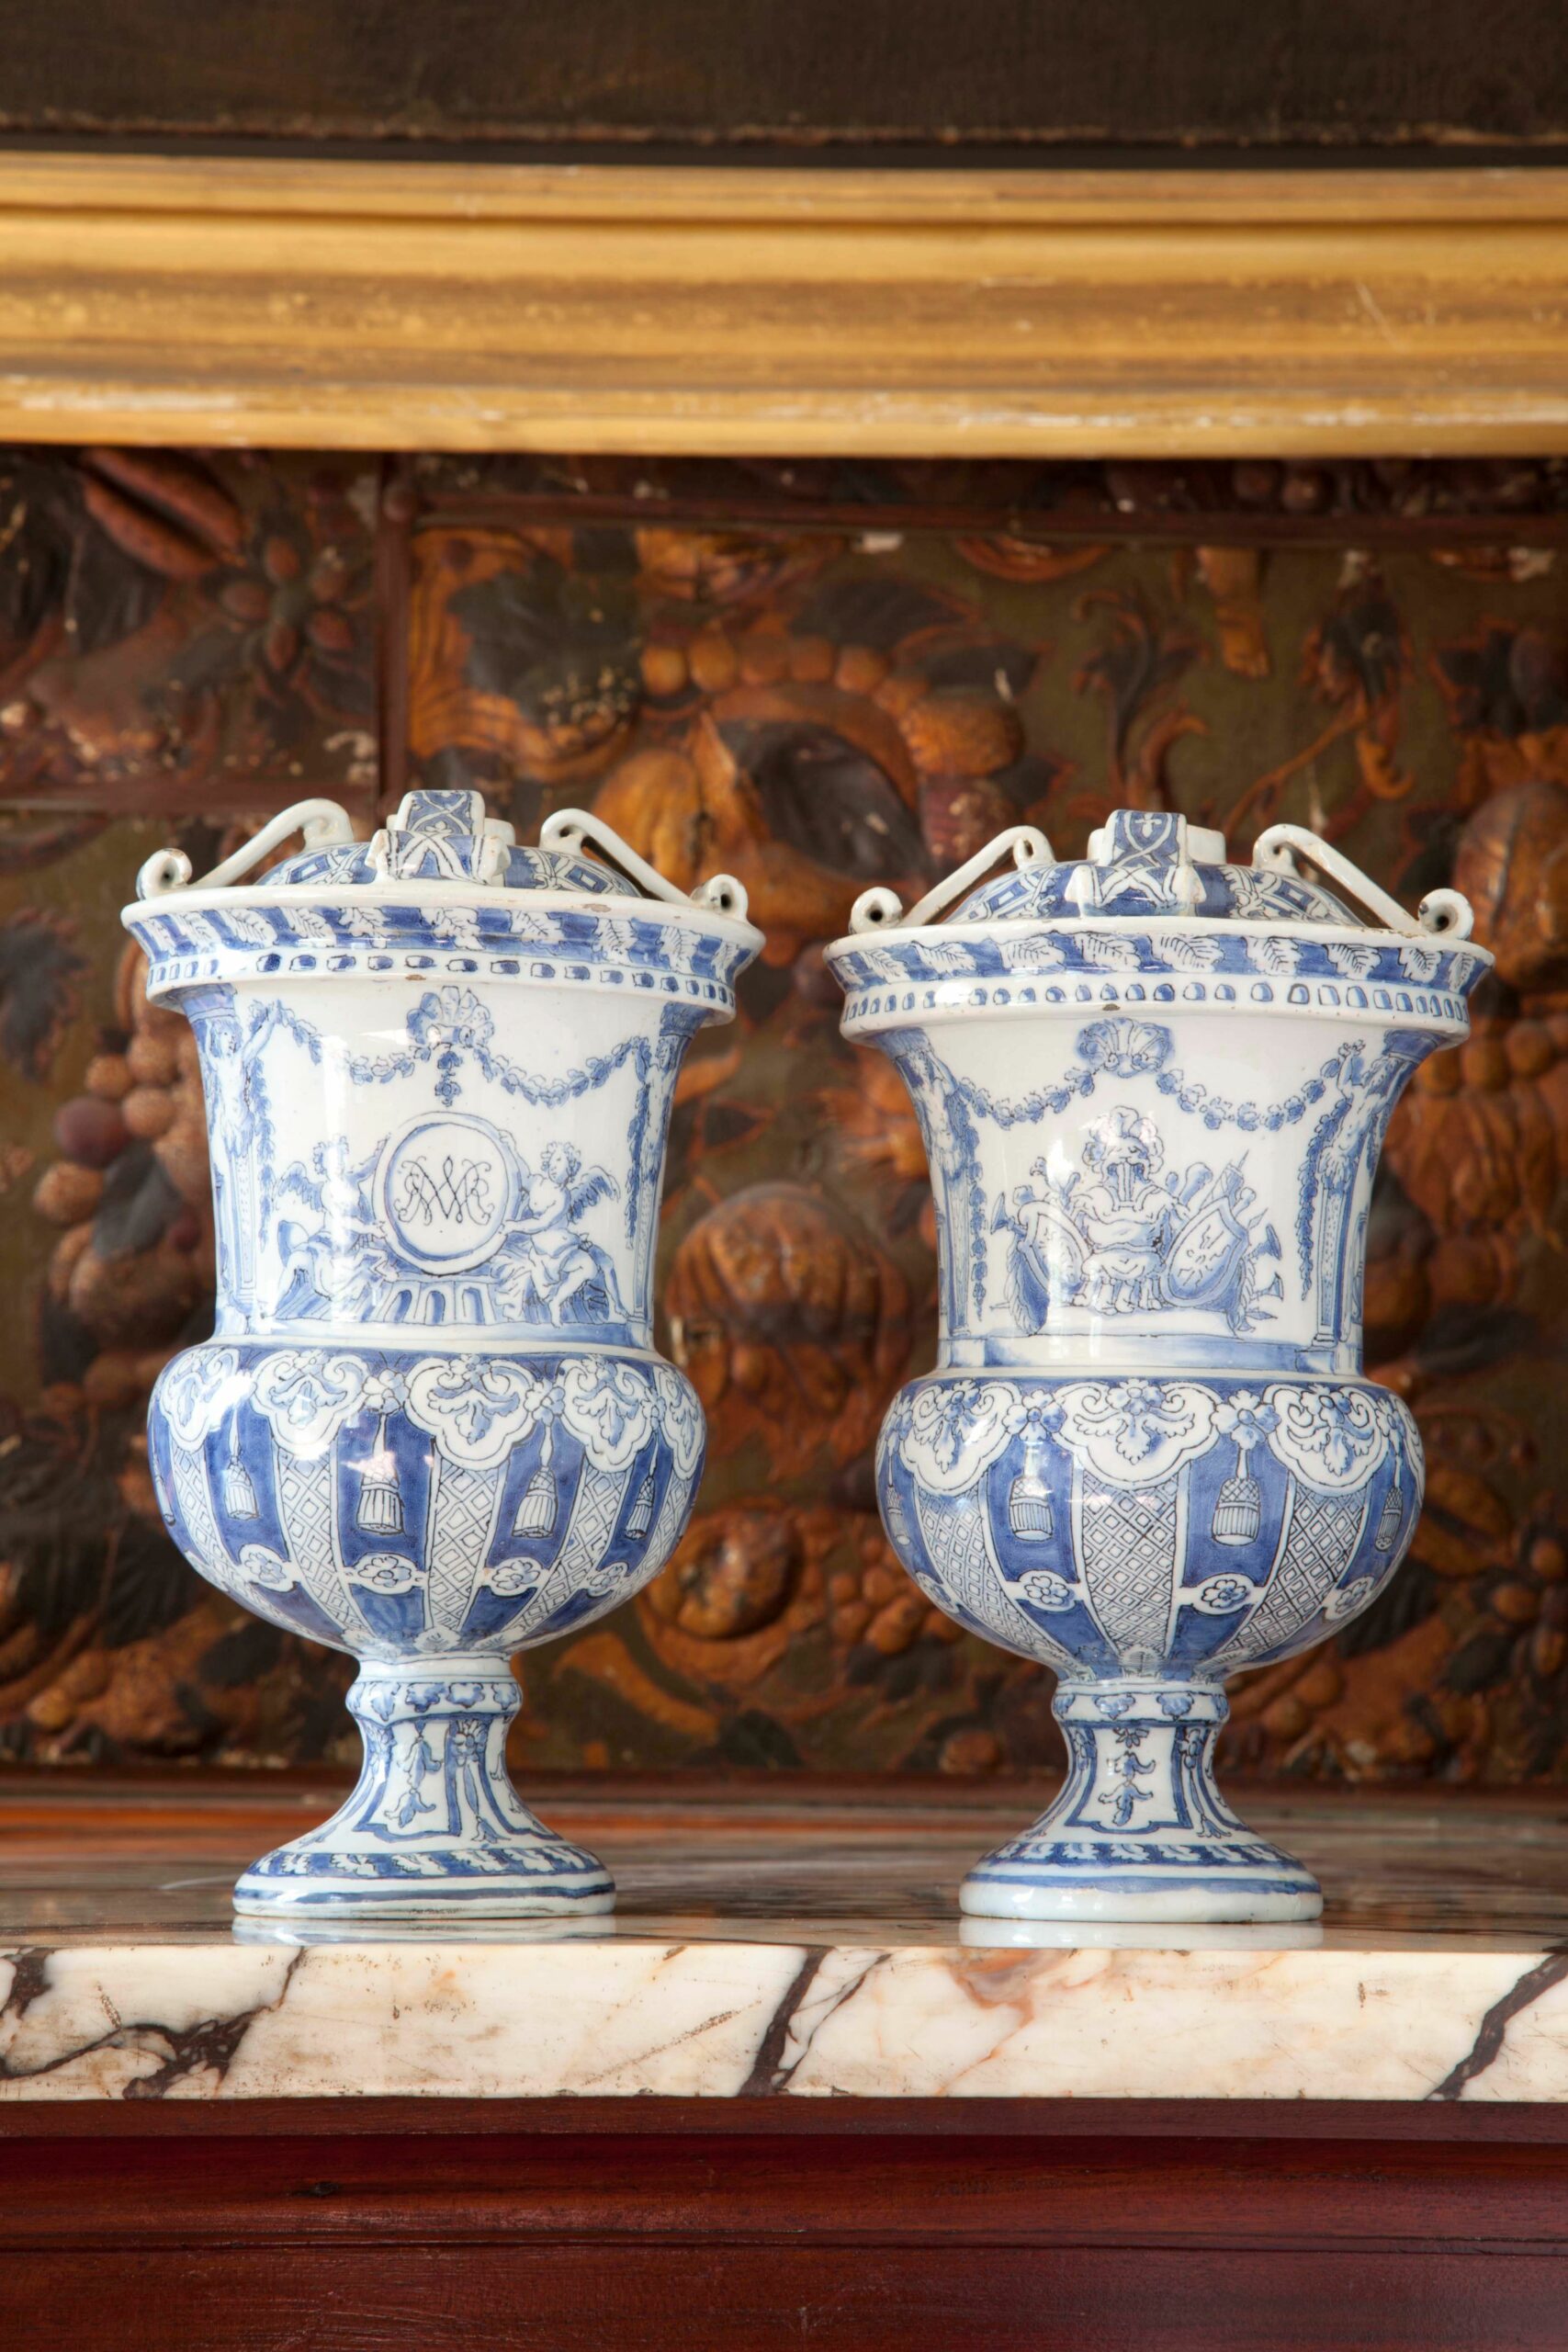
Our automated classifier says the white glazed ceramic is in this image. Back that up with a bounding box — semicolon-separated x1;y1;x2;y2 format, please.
828;808;1491;1923
124;788;761;1917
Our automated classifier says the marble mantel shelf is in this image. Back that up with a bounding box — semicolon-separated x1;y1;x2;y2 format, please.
2;1780;1568;2107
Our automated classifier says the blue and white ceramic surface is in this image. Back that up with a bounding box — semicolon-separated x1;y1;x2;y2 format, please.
829;809;1491;1922
124;789;761;1917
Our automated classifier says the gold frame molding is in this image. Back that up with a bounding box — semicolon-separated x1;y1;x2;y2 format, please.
1;154;1566;455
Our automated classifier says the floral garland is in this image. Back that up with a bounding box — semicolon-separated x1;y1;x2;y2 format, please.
884;1012;1361;1148
256;988;702;1251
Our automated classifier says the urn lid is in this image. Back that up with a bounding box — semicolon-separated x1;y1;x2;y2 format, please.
133;787;750;923
945;809;1358;929
264;787;642;898
847;807;1475;946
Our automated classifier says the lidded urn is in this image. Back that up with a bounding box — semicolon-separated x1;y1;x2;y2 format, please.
124;787;760;1917
828;808;1489;1923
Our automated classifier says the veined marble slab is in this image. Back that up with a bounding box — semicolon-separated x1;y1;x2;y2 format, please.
2;1783;1567;2103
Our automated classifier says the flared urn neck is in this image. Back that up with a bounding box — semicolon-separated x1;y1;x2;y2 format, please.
829;810;1493;1380
122;792;761;1349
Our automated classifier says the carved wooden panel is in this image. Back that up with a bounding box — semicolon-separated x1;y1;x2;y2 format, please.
3;450;1566;1784
0;450;379;1761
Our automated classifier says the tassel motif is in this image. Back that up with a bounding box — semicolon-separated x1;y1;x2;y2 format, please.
1008;1431;1055;1543
221;1419;259;1522
625;1471;656;1543
512;1421;558;1541
1213;1436;1261;1547
355;1415;405;1536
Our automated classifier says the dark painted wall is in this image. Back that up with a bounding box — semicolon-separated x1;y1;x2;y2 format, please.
5;1;1567;153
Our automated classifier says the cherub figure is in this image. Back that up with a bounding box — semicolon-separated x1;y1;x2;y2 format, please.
498;1141;624;1323
272;1136;380;1317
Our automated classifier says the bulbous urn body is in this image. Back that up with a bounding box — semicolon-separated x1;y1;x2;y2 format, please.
829;809;1490;1923
125;789;760;1917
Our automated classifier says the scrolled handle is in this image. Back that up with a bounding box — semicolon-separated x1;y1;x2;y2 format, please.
848;886;907;934
135;797;356;901
1252;822;1475;941
540;807;749;923
1410;887;1475;940
849;825;1053;935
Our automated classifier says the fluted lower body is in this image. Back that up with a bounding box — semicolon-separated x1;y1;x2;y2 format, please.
150;1336;707;1919
877;1366;1420;1923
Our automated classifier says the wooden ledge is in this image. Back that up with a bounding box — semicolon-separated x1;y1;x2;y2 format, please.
0;156;1566;454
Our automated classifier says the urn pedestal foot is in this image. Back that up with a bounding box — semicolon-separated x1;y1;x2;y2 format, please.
232;1660;615;1920
959;1679;1322;1926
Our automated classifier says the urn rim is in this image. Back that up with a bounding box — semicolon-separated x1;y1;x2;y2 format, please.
122;875;764;957
825;907;1495;967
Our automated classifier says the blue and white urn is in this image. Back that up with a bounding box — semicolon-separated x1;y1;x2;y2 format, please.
125;788;760;1917
829;809;1490;1923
